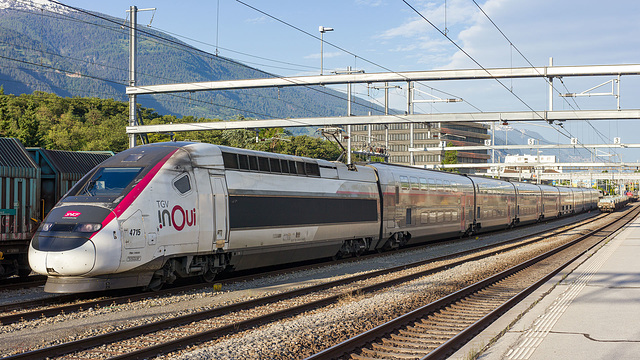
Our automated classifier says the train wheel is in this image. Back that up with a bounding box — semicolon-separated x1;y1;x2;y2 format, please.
145;276;164;292
202;269;218;283
18;268;32;277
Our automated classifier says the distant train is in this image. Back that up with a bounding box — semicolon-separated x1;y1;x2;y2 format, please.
28;142;600;293
0;138;111;278
598;195;630;212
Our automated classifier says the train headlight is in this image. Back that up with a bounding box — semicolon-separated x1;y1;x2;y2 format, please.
74;223;103;233
41;223;54;231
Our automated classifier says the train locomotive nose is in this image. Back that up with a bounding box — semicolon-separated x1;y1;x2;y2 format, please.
29;235;96;276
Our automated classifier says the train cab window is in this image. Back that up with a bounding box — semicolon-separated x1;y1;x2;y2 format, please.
74;167;143;197
258;157;270;172
420;178;428;191
296;161;306;175
400;176;409;190
222;152;239;169
173;174;191;195
410;177;419;190
248;156;259;171
238;155;249;170
270;158;281;173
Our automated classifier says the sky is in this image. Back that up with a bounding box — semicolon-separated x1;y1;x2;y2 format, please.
56;0;640;162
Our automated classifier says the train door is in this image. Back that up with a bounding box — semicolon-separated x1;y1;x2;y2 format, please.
209;175;229;247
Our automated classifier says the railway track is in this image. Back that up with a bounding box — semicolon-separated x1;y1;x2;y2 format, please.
0;275;46;292
1;211;610;360
306;204;640;360
0;211;603;328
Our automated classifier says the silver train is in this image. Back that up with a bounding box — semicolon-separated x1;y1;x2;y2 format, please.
28;142;600;293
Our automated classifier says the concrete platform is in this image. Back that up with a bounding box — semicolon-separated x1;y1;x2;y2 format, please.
450;211;640;360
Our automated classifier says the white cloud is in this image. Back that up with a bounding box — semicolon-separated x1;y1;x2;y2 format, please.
305;51;342;60
245;15;268;24
355;0;384;7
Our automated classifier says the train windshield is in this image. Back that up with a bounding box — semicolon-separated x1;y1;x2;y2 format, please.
73;167;143;197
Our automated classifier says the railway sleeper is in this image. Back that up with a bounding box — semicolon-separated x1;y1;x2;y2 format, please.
419;320;470;330
371;343;434;354
411;322;468;331
383;336;442;347
448;303;495;312
360;348;423;359
428;314;477;324
399;328;457;339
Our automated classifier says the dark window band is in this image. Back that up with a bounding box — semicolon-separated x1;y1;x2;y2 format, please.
229;195;378;229
222;151;320;177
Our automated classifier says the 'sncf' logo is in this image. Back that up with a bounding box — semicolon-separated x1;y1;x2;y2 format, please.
63;211;82;218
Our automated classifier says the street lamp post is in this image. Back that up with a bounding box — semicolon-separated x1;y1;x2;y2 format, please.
319;26;333;75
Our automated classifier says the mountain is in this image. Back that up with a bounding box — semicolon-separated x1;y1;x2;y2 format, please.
0;0;384;125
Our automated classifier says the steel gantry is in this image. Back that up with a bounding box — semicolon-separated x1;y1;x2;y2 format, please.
125;64;640;139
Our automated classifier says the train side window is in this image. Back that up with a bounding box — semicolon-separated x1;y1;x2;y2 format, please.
305;162;321;176
270;158;281;173
436;179;443;192
222;152;239;169
400;176;409;190
444;180;450;192
173;174;191;195
406;208;412;225
428;179;435;191
395;186;400;204
410;177;419;190
248;156;259;171
288;160;298;174
296;161;306;175
420;178;427;191
238;155;249;170
258;157;270;172
281;159;290;173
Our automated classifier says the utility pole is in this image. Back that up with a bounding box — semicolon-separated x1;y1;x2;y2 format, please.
127;6;155;148
333;66;364;165
128;6;137;149
407;81;414;165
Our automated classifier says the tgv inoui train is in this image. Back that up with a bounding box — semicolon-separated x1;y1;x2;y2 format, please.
28;142;600;293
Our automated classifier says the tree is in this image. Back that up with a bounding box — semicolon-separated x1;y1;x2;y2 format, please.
441;142;458;172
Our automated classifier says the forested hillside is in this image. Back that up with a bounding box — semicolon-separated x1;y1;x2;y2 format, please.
0;90;342;159
0;1;383;123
